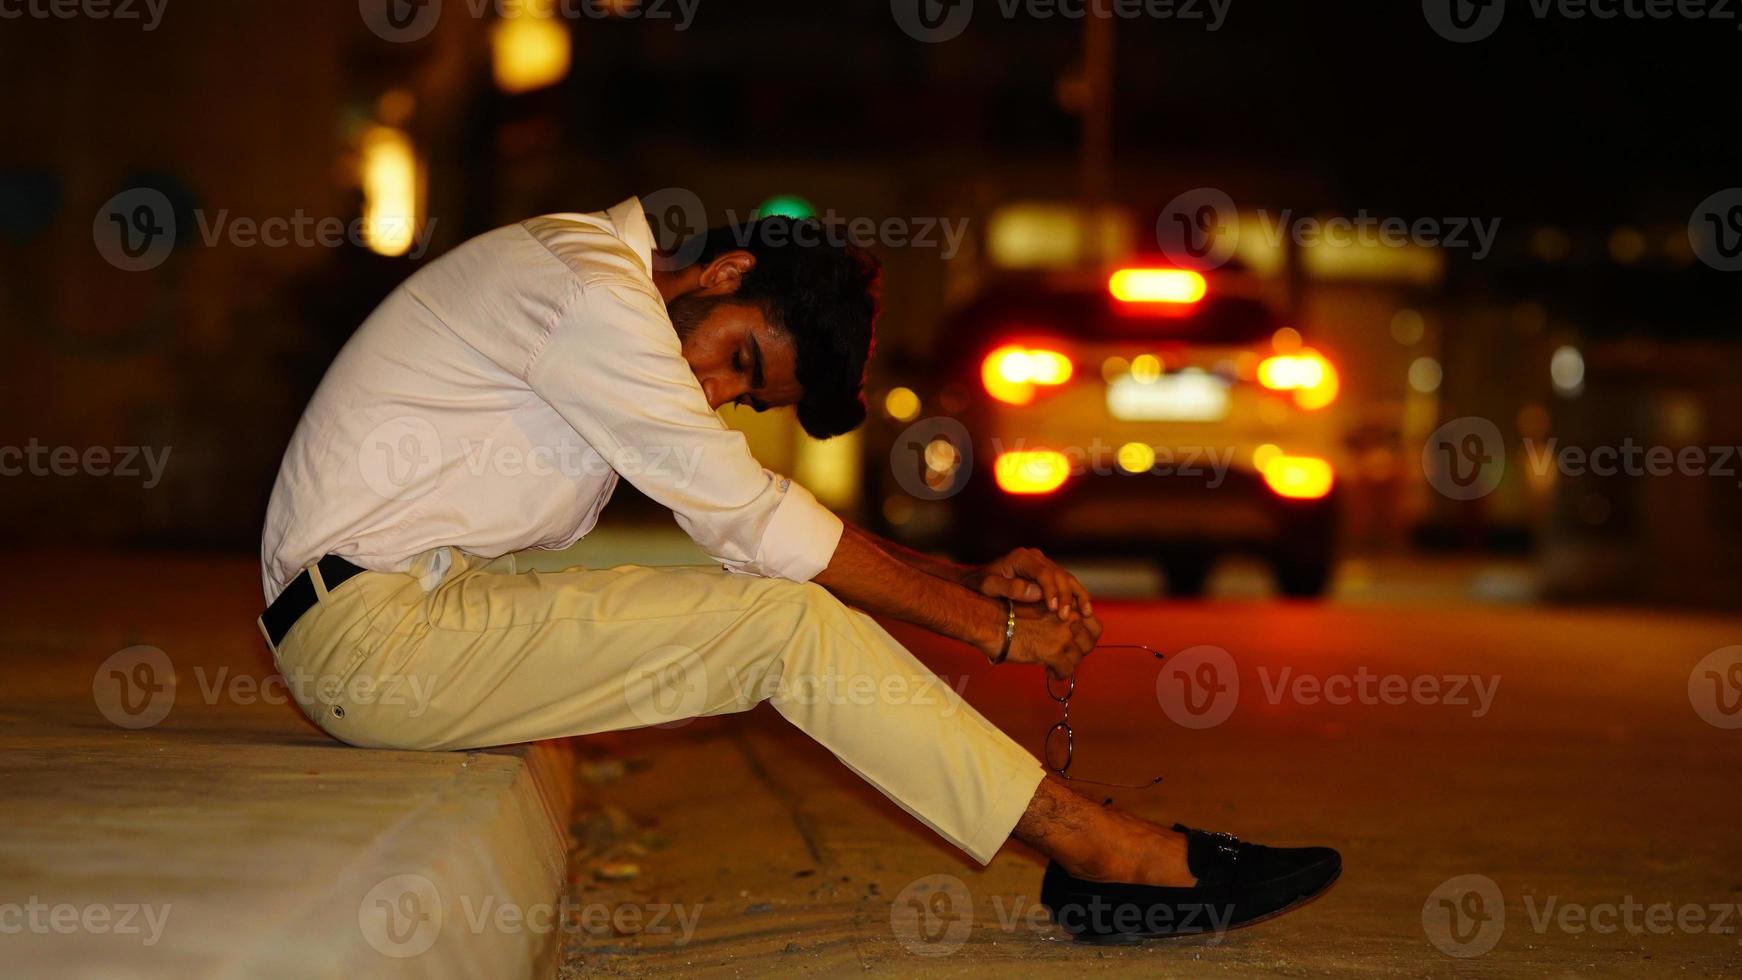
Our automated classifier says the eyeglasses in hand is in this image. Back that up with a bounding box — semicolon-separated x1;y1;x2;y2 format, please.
1043;644;1166;790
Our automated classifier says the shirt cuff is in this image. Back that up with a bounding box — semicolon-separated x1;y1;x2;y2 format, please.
732;477;843;582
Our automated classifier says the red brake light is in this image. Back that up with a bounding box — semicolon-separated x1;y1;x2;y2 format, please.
1257;350;1339;410
994;451;1071;495
981;345;1074;405
1108;268;1207;306
1261;455;1335;500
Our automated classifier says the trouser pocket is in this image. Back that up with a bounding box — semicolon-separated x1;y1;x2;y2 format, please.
272;571;423;746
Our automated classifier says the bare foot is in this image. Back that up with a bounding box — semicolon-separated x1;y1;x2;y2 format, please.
1012;775;1196;888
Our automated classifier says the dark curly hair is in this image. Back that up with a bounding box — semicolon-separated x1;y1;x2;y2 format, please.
692;217;880;439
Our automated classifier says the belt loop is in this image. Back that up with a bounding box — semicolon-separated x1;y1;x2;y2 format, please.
308;561;331;601
256;616;279;658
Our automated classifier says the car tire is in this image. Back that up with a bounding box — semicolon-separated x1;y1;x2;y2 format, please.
1272;555;1332;598
1160;553;1214;598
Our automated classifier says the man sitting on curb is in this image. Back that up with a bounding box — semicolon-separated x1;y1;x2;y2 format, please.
258;197;1340;943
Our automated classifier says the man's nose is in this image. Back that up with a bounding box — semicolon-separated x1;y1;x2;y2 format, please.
699;375;736;410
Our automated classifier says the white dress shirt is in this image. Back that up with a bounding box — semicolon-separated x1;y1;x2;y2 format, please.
260;198;844;603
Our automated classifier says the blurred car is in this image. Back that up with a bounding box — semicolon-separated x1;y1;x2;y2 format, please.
867;264;1345;597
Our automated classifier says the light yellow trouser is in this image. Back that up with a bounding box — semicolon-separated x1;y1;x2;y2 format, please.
265;551;1044;865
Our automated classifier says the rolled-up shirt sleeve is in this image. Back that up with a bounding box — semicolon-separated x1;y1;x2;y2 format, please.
523;277;844;581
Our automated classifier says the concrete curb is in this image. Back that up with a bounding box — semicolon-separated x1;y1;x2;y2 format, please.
0;556;588;980
232;739;579;979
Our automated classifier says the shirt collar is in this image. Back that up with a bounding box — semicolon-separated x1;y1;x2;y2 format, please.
605;197;656;279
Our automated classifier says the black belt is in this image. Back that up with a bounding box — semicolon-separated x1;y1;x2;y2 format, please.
260;555;367;648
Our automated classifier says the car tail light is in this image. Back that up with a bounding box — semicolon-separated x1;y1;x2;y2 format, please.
1257;350;1340;410
1261;454;1335;500
1107;268;1207;306
981;345;1074;405
994;450;1071;495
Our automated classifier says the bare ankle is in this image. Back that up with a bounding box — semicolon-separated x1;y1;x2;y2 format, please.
1011;775;1193;886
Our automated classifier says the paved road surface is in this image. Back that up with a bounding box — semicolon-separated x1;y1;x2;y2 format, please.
558;597;1742;976
4;544;1733;976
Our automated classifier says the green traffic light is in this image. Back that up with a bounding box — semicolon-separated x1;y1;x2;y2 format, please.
755;194;817;220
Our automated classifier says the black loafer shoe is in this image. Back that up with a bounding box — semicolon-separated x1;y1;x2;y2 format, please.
1040;824;1341;944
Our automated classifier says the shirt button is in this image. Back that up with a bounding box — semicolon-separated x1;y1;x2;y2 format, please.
332;705;346;719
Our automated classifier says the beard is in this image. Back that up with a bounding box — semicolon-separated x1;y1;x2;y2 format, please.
666;293;724;345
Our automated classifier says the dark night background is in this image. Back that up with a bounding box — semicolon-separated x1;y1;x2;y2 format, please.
2;0;1739;602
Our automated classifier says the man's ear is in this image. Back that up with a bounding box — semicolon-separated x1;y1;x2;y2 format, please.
696;250;757;296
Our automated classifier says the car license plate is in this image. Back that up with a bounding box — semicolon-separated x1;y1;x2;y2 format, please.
1106;373;1230;421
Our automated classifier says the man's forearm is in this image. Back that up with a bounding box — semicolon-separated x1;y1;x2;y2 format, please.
812;522;1002;658
868;532;974;585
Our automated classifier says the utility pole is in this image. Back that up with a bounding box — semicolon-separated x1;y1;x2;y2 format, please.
1080;5;1114;271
